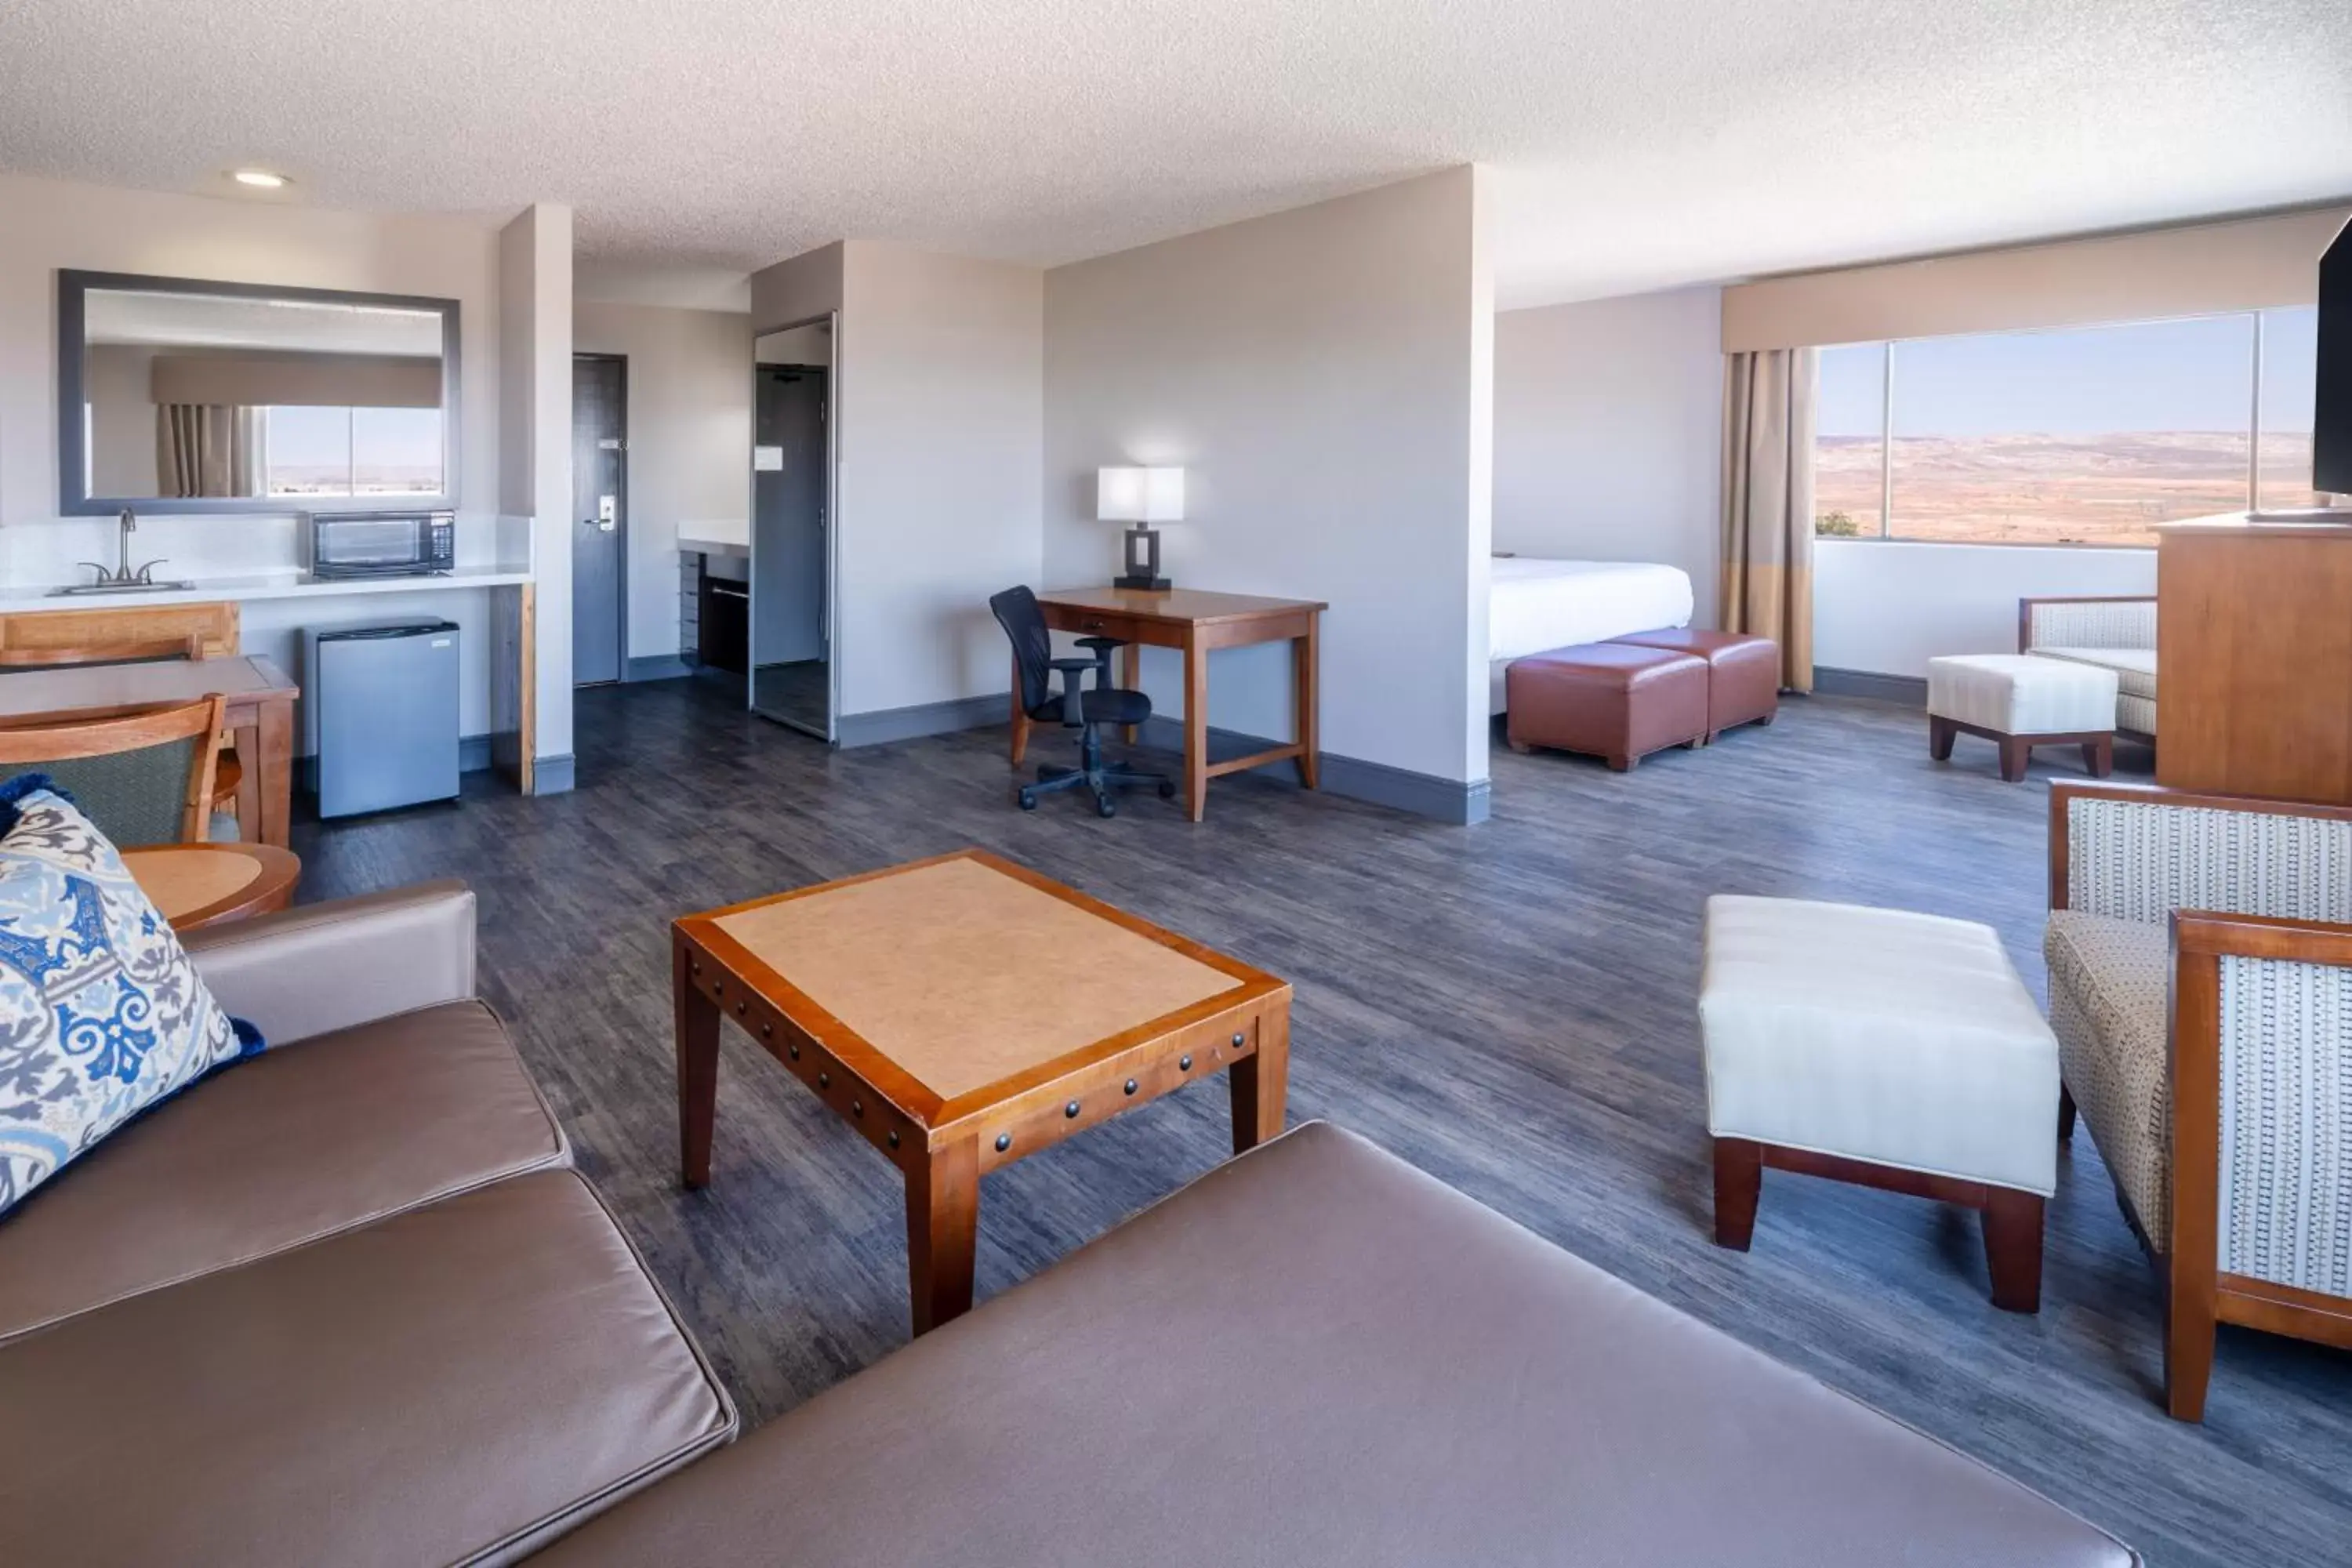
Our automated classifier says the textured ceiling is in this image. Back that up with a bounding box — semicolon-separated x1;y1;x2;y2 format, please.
3;0;2347;309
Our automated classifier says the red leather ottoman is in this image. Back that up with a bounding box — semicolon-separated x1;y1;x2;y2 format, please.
1610;629;1780;740
1505;645;1709;771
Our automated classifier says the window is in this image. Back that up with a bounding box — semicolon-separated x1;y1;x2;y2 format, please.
1813;343;1886;538
265;406;444;497
2259;306;2323;512
1813;308;2324;547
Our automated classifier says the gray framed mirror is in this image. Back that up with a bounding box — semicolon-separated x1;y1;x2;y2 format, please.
57;269;459;515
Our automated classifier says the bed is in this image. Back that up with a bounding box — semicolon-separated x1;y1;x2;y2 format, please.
1490;557;1694;713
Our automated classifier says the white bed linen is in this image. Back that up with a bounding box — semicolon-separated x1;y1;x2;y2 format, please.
1489;557;1696;714
1489;557;1694;662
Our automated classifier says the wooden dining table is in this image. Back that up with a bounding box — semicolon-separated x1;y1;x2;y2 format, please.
0;655;300;846
122;841;302;930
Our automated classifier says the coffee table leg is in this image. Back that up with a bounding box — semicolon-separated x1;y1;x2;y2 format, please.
1230;1003;1291;1154
907;1138;979;1336
675;944;720;1189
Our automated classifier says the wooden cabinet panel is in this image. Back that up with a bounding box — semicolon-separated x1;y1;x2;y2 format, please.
2158;521;2352;805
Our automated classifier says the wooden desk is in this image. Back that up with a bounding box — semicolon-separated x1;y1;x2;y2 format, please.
674;850;1292;1334
1017;587;1325;821
0;656;299;846
123;842;301;930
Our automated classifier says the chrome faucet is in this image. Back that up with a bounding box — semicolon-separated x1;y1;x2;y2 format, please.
76;510;169;588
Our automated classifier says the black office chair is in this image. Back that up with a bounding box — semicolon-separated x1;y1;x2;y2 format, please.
990;586;1174;818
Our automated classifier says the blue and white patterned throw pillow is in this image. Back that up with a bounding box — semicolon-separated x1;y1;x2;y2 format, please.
0;780;252;1218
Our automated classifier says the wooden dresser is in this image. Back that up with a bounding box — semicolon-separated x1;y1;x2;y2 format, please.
2158;517;2352;805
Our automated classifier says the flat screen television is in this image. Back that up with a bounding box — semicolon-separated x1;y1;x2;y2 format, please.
2318;212;2352;497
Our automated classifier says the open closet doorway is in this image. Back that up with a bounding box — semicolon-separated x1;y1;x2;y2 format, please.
751;316;835;738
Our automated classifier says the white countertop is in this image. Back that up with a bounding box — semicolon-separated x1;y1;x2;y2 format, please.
678;520;748;558
0;564;534;615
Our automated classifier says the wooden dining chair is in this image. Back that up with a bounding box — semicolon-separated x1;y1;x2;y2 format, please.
0;695;227;846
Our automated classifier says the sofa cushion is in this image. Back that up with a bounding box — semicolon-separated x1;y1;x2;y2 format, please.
2033;646;2158;701
0;783;249;1221
0;1169;735;1568
535;1122;2134;1568
2045;909;2172;1240
0;998;566;1344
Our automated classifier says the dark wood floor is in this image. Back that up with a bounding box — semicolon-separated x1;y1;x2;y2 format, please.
292;678;2352;1568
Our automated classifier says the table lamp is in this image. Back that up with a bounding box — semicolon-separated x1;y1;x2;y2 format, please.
1099;466;1181;590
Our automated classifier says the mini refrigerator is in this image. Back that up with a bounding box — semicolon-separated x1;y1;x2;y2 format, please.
306;620;462;818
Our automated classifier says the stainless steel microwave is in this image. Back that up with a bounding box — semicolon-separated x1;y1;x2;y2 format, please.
306;510;456;579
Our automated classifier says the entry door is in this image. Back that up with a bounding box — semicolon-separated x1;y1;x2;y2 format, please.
572;356;626;686
751;365;829;734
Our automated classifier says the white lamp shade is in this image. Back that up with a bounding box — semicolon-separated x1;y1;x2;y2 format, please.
1097;466;1145;521
1098;465;1185;523
1140;466;1185;523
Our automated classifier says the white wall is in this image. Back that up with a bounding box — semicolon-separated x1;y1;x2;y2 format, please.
1494;286;1723;625
574;300;753;661
750;243;844;336
1813;539;2158;677
837;241;1043;717
0;173;573;757
0;172;501;579
750;240;1045;721
1043;166;1493;788
498;203;573;764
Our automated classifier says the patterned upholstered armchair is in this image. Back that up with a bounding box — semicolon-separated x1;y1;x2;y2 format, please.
2045;779;2352;1421
2019;596;2156;742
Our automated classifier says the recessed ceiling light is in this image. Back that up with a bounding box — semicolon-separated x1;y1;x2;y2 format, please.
230;169;289;189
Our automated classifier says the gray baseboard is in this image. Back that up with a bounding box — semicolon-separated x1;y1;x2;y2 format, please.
1134;717;1489;826
836;694;1001;749
1814;666;1928;707
532;753;575;795
626;654;693;684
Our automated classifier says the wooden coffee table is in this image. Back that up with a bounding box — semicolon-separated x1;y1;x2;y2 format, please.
673;849;1293;1334
122;842;301;931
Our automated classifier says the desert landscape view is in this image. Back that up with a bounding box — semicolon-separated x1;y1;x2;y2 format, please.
1815;431;2324;546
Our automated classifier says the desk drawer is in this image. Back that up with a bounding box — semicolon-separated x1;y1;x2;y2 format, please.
1044;608;1165;646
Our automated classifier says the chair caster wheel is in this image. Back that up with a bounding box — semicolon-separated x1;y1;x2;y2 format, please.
1157;779;1176;800
1017;788;1038;812
1094;796;1117;819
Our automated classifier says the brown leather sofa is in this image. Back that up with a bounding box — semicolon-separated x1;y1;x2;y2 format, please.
0;884;2138;1566
544;1123;2136;1568
0;882;736;1566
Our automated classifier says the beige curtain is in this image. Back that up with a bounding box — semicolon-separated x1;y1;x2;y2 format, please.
1719;347;1817;692
156;405;260;499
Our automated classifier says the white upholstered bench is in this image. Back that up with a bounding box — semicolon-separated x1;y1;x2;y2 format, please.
1926;653;2117;782
1699;895;2061;1312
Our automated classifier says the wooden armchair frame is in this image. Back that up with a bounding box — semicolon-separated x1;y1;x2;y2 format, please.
2051;779;2352;1420
0;695;227;844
